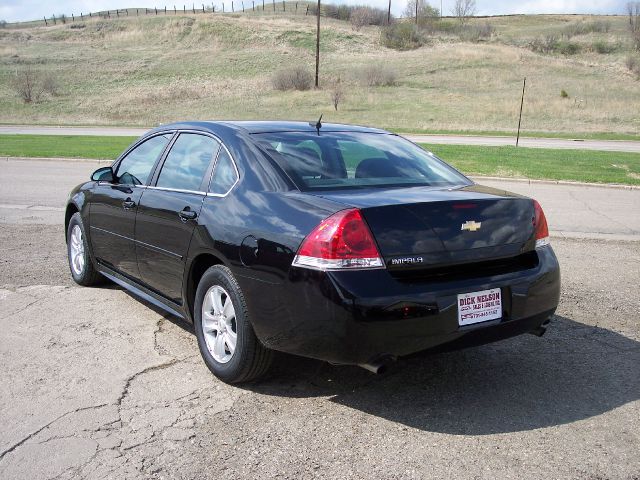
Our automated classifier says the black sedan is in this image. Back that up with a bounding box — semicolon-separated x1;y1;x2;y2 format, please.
65;121;560;383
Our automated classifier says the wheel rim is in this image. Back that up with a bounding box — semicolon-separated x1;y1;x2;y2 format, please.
69;225;85;276
201;285;237;364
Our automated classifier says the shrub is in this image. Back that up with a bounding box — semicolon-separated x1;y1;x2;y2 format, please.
329;78;344;111
0;20;7;28
323;4;388;26
42;74;60;96
381;22;426;50
563;20;611;38
271;66;314;91
69;23;86;29
349;6;387;30
355;64;397;87
557;41;581;55
459;21;494;42
11;68;46;103
625;55;638;71
560;89;569;98
528;35;559;54
529;36;580;55
592;40;617;54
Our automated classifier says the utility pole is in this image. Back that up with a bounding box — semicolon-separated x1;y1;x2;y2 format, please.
516;77;526;147
315;0;320;88
415;0;418;24
387;0;391;24
440;0;442;19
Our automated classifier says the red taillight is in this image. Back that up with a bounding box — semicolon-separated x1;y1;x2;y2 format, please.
533;200;550;248
292;209;384;271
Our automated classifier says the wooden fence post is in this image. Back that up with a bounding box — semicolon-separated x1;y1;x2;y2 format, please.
283;0;285;11
273;0;275;12
53;14;56;24
232;1;234;11
44;16;48;26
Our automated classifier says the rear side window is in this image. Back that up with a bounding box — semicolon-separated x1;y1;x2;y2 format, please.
209;149;238;195
252;132;470;191
156;133;219;192
115;134;171;186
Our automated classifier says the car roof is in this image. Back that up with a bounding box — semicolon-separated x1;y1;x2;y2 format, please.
149;120;392;136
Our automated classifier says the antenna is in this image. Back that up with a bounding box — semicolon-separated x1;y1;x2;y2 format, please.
310;114;323;135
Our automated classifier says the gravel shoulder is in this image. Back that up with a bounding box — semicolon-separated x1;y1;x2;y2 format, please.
0;222;638;479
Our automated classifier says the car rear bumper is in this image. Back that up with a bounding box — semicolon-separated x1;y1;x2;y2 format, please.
245;246;561;365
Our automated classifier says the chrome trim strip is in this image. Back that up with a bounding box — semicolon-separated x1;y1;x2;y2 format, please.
90;225;134;242
206;143;240;198
134;239;183;259
146;186;206;196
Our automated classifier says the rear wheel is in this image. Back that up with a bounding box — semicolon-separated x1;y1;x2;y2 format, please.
194;265;273;383
67;212;102;286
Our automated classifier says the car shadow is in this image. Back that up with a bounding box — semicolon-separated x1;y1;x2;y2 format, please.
245;315;640;435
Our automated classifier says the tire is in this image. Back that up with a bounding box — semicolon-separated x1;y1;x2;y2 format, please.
67;212;103;286
194;265;273;383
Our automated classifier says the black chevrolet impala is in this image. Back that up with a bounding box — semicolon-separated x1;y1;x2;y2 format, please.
65;121;560;383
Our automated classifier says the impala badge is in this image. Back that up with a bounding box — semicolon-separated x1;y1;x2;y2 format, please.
461;220;482;232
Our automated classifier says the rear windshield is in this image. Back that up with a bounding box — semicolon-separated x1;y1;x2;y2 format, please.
252;131;470;191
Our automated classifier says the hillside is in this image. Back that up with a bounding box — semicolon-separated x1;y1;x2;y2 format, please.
0;10;638;136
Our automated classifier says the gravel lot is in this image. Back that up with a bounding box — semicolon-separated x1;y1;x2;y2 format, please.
0;160;638;479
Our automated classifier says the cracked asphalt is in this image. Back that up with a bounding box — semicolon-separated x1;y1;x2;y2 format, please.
0;159;639;479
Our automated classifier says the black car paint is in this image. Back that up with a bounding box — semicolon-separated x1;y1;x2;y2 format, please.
66;121;560;366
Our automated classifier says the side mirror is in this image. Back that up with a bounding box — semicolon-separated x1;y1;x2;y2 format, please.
91;166;115;183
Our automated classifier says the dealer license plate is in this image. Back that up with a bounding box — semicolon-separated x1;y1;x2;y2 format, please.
457;288;502;326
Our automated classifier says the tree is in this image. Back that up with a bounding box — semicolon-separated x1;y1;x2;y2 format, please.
11;69;46;104
403;0;439;24
330;77;344;111
0;20;7;28
628;2;640;50
452;0;476;25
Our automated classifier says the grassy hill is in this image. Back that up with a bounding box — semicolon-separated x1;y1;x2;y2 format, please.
0;9;638;137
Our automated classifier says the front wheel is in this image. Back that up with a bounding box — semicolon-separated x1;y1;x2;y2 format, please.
67;212;102;286
194;265;273;383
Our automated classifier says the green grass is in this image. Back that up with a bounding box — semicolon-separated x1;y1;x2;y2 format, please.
397;129;640;142
422;144;640;185
0;134;136;159
1;134;638;185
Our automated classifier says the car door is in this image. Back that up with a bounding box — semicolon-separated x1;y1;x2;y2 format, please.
89;133;173;279
135;132;221;303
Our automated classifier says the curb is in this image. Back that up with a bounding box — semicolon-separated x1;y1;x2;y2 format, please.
470;175;640;191
1;156;111;164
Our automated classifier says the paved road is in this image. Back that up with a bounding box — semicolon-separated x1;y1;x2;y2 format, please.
1;125;639;153
0;158;638;479
1;158;638;242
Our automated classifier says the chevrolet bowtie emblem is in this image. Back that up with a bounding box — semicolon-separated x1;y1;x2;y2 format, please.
461;220;482;232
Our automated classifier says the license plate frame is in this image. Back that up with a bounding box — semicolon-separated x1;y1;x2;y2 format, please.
457;288;502;327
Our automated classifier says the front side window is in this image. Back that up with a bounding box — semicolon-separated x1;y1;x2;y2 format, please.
209;149;238;195
115;134;172;186
156;133;219;192
252;132;470;191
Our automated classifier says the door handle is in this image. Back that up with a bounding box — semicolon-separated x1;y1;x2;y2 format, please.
179;208;197;222
122;198;136;210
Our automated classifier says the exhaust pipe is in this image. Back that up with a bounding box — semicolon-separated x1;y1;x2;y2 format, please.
358;355;396;374
529;318;551;337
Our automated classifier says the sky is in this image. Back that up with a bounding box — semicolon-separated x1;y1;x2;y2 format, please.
0;0;631;23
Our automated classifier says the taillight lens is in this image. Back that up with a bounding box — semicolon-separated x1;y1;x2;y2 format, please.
533;200;550;248
292;208;384;271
